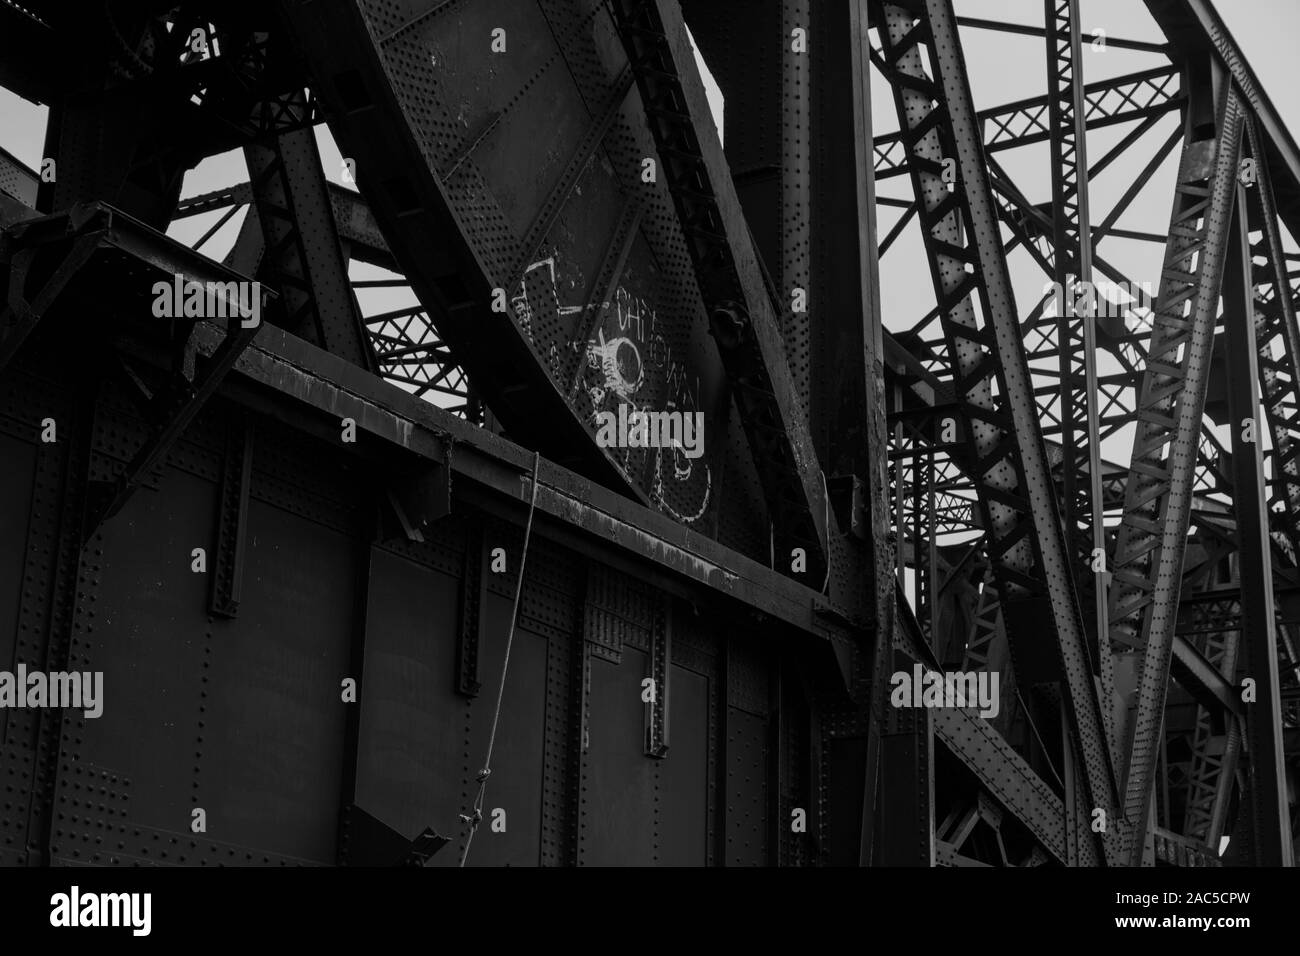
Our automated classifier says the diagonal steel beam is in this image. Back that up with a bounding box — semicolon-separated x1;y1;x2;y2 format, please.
607;0;830;583
1041;0;1127;798
243;119;378;373
933;707;1070;865
1145;0;1300;243
876;0;1118;862
0;233;100;373
1108;81;1245;863
1223;130;1294;866
1043;0;1110;666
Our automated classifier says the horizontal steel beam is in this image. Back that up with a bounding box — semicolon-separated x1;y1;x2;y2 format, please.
174;181;396;271
873;65;1181;179
176;318;864;660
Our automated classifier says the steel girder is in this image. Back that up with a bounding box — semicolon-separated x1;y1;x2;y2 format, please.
4;0;1299;868
176;182;393;271
0;143;38;208
1177;593;1242;848
983;151;1241;528
1043;0;1090;520
847;0;901;869
1223;143;1294;865
1043;0;1109;660
280;0;835;575
1107;81;1245;863
0;203;269;532
1245;118;1300;561
607;0;831;584
933;706;1074;865
873;64;1182;181
1146;0;1300;242
875;0;1118;861
242;121;378;372
276;0;647;506
173;182;475;412
179;317;860;653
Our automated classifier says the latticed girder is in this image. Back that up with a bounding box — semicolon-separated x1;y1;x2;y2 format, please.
1179;595;1242;847
1245;117;1300;560
1043;0;1110;671
873;64;1182;180
607;0;831;583
1107;83;1246;862
876;0;1119;863
7;0;1299;869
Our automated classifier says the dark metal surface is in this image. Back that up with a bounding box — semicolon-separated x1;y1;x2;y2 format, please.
1;0;1297;868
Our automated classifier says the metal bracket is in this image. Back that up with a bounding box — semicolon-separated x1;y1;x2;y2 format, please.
84;316;261;539
210;414;254;619
645;596;671;758
456;519;487;697
0;234;101;373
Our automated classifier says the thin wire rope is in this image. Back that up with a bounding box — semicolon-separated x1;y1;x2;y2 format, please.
459;450;542;867
1015;688;1065;791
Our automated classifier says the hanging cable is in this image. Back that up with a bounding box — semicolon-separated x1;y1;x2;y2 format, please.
1014;688;1064;791
458;450;542;868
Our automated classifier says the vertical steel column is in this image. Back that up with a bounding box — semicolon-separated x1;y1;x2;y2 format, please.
849;0;899;868
875;647;935;865
27;383;95;865
243;122;378;371
1044;0;1109;657
1223;164;1294;866
1179;595;1242;849
783;0;812;418
608;0;830;583
1244;117;1300;560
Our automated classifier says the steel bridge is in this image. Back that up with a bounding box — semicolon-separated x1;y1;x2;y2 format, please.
0;0;1295;867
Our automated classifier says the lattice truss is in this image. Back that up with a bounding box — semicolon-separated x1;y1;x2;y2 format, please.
169;168;474;417
4;0;1295;868
3;1;469;417
873;0;1300;864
